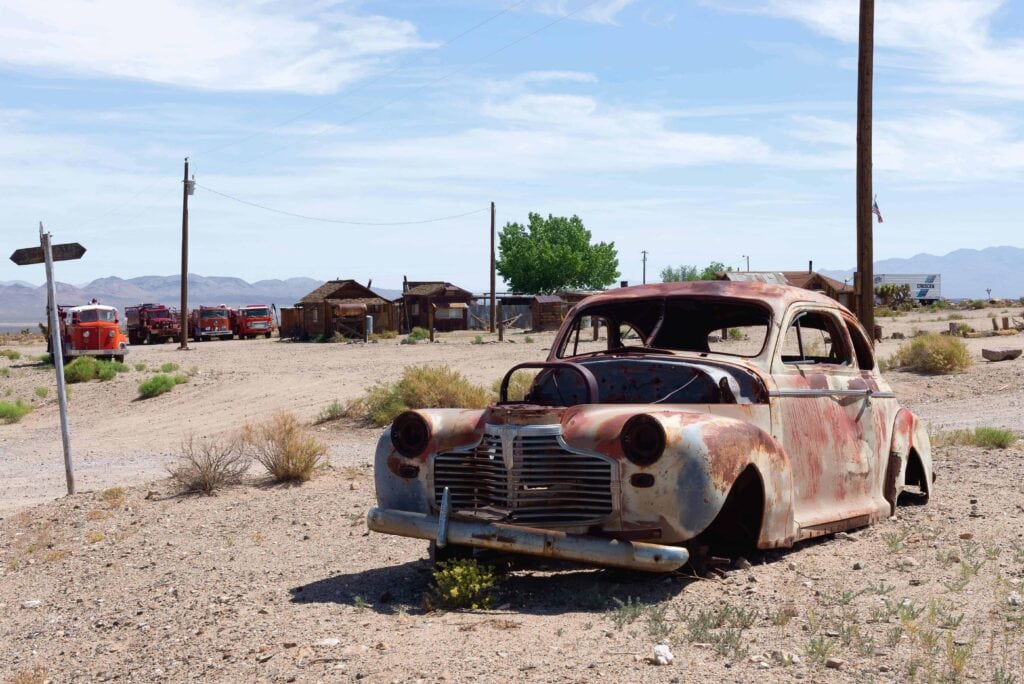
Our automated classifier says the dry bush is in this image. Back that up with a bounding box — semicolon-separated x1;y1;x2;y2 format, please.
168;435;251;494
354;365;494;426
933;427;1017;449
243;412;327;483
889;334;971;374
491;370;538;402
6;666;48;684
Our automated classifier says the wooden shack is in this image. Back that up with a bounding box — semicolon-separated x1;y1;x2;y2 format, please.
530;295;567;331
716;271;855;309
294;280;398;339
400;279;474;332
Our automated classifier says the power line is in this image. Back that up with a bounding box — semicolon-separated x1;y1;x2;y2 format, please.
244;0;605;163
195;0;532;157
196;183;488;226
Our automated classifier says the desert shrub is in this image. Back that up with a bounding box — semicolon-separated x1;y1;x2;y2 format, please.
524;335;535;344
969;299;986;310
138;374;177;399
408;326;430;342
491;370;538;402
935;427;1017;449
357;365;493;427
400;337;418;345
0;349;21;360
0;367;9;378
169;435;250;494
727;327;746;341
243;412;328;483
33;387;48;399
315;400;345;424
427;558;499;610
159;362;179;373
889;334;971;374
96;363;117;381
370;329;398;340
172;374;189;385
63;356;98;383
0;399;32;424
472;335;484;345
946;313;965;321
874;307;903;318
926;300;950;311
134;363;147;372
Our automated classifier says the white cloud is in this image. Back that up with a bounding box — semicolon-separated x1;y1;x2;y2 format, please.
0;1;433;94
709;0;1024;99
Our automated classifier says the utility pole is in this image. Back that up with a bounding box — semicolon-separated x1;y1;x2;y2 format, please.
856;0;875;338
641;250;648;284
742;254;750;272
179;157;191;350
489;201;496;333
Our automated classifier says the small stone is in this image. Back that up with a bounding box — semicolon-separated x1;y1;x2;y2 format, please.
283;642;298;649
256;653;275;663
853;561;865;570
909;578;923;586
959;533;973;540
653;644;674;666
879;665;891;673
1008;592;1022;607
835;532;854;541
802;581;813;589
758;661;770;669
315;638;340;647
900;557;919;568
735;557;752;570
20;600;43;609
825;658;845;670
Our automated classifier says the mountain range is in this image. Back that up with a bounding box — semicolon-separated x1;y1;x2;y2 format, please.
0;274;331;326
820;246;1024;300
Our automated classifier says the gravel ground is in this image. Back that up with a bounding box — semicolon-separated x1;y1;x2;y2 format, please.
1;308;1022;682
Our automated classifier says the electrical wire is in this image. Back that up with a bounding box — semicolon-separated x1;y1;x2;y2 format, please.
196;183;488;226
195;0;532;157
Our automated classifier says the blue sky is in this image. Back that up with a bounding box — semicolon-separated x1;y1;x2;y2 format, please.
2;0;1022;290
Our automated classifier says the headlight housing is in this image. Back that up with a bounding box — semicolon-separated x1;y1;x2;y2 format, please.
391;411;431;458
620;414;665;466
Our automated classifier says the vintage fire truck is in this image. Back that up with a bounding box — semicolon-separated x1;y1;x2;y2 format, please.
49;302;129;363
189;305;234;341
125;303;180;345
231;304;275;339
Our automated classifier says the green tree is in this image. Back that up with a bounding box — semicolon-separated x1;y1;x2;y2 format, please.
660;261;731;282
496;213;619;294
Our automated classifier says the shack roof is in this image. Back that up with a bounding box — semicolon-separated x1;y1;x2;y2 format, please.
403;281;474;298
718;271;853;294
299;280;390;305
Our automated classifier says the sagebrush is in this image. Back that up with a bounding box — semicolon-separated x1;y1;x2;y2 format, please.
889;334;971;374
243;412;328;482
351;365;493;426
169;435;250;494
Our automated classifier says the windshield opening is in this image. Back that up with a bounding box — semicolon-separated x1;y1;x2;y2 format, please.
242;308;269;317
76;309;116;323
200;309;228;319
558;296;771;359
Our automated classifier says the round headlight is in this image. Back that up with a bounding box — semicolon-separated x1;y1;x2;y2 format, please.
108;330;115;338
83;331;90;338
620;414;665;466
391;411;431;458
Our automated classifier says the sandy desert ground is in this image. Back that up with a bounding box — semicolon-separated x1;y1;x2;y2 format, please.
1;306;1022;682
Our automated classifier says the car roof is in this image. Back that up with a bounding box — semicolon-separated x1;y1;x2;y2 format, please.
573;280;851;319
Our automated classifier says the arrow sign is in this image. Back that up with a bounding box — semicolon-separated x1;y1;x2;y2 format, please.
10;243;86;266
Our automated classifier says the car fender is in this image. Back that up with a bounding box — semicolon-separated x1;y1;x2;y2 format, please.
562;407;794;547
887;408;933;503
374;409;486;513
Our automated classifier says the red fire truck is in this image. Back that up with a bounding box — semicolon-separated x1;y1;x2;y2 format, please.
125;303;180;345
189;305;233;341
231;304;275;339
49;302;129;363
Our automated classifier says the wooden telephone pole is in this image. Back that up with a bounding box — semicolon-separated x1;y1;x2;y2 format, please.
856;0;875;338
179;158;191;349
489;202;496;333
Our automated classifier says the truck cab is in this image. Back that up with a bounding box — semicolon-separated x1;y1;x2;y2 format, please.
54;303;129;362
232;304;275;339
189;305;234;341
125;303;180;345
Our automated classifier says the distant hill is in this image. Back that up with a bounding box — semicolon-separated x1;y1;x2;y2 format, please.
821;246;1024;300
0;275;330;325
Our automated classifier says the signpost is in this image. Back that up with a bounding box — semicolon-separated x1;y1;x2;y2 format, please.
9;223;86;496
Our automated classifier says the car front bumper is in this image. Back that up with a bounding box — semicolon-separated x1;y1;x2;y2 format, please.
366;506;689;572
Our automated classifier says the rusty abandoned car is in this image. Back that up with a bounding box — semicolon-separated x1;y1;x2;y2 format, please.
367;281;933;572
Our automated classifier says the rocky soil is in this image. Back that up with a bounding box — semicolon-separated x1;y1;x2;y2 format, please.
1;307;1022;682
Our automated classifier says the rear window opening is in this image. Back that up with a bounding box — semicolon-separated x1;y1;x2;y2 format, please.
558;297;771;359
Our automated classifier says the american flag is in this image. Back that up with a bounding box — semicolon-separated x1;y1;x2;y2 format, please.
872;196;884;223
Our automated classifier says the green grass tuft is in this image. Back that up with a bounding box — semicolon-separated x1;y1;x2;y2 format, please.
0;399;32;424
138;374;177;399
889;334;971;374
0;349;22;360
349;365;493;427
159;362;180;373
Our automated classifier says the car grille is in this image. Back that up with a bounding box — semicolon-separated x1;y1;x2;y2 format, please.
433;426;614;526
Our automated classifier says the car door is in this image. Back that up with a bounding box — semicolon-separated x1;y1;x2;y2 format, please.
769;305;881;536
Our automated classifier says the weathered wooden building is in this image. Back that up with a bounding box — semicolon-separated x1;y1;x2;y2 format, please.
289;280;398;339
716;271;855;309
530;295;568;331
400;279;474;332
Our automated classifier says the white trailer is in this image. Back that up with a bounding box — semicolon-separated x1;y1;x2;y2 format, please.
873;274;941;304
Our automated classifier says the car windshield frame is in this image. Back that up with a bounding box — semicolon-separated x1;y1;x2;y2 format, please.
242;308;270;317
556;295;774;360
200;309;228;319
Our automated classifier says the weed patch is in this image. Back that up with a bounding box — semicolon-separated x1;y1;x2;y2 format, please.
351;365;493;426
0;349;22;360
889;334;971;374
138;374;177;399
160;362;180;373
243;412;328;483
427;558;499;610
0;399;32;424
315;400;345;424
934;427;1017;449
169;435;250;494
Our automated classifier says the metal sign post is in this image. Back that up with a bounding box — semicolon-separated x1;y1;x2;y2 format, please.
9;223;86;496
